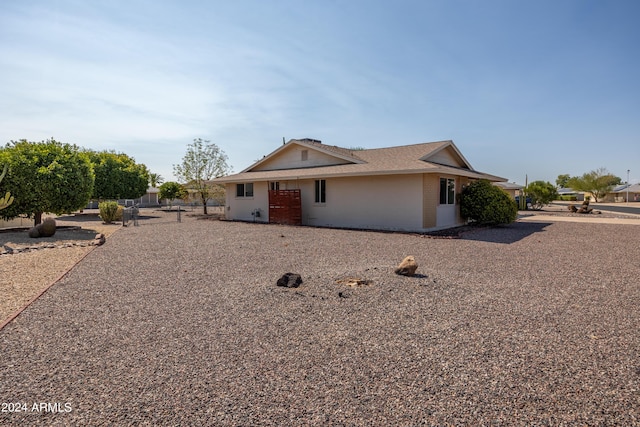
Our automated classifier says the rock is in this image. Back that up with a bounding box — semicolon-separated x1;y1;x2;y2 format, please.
568;205;578;213
577;200;593;214
276;272;302;288
395;255;418;276
94;233;106;246
28;226;40;238
336;278;373;287
38;218;57;237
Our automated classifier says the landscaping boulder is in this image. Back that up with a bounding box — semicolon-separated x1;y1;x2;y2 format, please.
277;272;302;288
28;226;41;238
395;256;418;276
94;233;106;246
27;218;57;238
576;200;593;214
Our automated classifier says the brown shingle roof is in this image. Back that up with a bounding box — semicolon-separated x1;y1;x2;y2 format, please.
215;140;506;183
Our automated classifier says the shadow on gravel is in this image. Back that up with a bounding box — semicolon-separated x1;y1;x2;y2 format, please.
461;221;552;244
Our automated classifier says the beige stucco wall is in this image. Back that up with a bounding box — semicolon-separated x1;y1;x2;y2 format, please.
427;147;461;167
301;174;424;231
224;173;471;231
225;182;270;222
252;145;351;171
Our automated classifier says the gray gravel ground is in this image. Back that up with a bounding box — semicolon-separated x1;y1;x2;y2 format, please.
1;211;639;425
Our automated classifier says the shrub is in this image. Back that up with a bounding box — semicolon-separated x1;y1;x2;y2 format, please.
99;201;120;224
460;180;517;225
525;180;558;210
115;204;124;221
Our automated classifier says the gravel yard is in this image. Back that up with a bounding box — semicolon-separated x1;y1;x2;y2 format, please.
1;211;639;425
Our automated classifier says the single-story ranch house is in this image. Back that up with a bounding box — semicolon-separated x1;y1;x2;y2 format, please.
213;138;507;232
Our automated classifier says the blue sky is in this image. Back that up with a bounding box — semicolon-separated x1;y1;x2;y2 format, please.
1;0;638;185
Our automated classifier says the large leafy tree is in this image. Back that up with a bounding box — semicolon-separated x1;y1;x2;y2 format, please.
159;181;187;208
525;180;558;210
173;138;231;214
566;168;621;202
556;174;571;189
86;150;149;201
0;139;94;225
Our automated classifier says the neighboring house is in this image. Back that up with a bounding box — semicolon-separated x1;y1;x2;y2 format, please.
494;182;523;199
557;187;584;201
606;183;640;202
84;187;162;209
213;138;507;232
136;187;161;207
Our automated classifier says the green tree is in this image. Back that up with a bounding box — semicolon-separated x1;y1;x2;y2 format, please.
149;173;164;187
0;139;94;225
173;138;231;215
159;181;187;208
0;164;14;210
86;150;149;201
460;180;517;225
566;168;621;202
556;174;571;188
525;180;558;210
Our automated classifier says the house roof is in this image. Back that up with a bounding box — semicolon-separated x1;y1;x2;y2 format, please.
494;182;524;190
614;183;640;193
215;139;507;183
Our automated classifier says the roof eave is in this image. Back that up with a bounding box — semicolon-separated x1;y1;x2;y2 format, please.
213;168;507;184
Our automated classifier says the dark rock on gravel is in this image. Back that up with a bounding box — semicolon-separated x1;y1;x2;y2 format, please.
276;272;303;288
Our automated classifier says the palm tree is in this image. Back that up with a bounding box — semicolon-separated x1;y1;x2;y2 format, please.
148;173;164;188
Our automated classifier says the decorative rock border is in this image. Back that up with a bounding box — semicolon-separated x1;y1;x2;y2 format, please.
1;233;105;255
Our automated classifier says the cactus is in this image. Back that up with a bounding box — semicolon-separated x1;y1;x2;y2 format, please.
0;164;13;210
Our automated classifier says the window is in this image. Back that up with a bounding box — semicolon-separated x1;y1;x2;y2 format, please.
301;150;308;161
270;182;280;191
314;179;326;203
439;178;455;205
236;183;254;197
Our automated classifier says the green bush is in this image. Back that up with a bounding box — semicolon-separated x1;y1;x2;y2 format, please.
525;180;558;210
559;195;577;201
115;205;124;221
99;201;120;224
460;180;518;225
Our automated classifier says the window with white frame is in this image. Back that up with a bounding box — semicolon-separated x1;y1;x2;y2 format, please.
270;181;280;191
314;179;326;203
236;183;254;197
439;178;455;205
